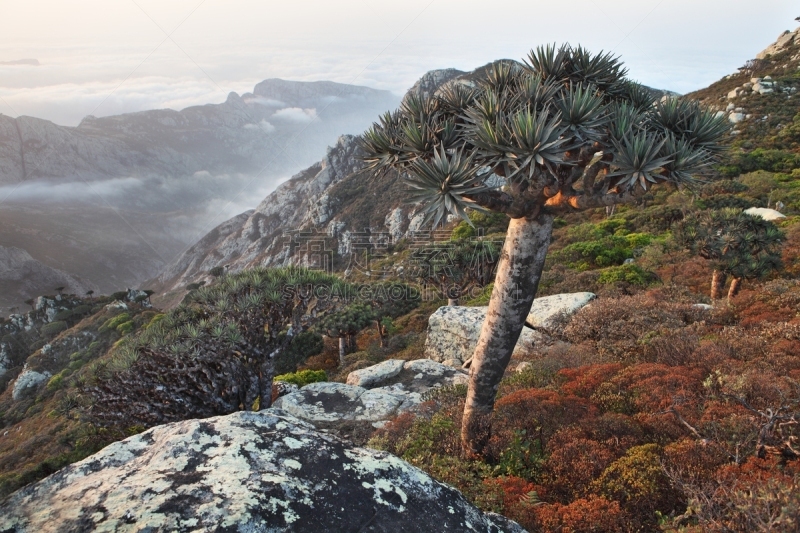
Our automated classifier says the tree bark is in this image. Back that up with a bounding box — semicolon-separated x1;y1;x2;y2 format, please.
338;337;346;365
257;358;273;410
727;277;742;302
461;214;554;458
711;270;727;300
348;333;357;353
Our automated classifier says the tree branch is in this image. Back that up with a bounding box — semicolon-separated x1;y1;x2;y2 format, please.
543;187;646;212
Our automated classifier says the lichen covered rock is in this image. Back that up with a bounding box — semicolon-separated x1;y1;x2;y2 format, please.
425;292;596;364
0;410;525;533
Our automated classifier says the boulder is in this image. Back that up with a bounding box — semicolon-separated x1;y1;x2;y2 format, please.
0;410;525;533
12;367;51;400
424;292;596;364
744;207;787;221
347;358;405;387
276;359;469;431
729;112;746;124
273;382;405;424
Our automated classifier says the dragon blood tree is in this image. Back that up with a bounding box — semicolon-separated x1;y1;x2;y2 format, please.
675;208;785;302
361;44;729;457
85;267;346;428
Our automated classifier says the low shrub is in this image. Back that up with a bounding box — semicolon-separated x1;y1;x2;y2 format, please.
40;321;67;338
273;369;327;388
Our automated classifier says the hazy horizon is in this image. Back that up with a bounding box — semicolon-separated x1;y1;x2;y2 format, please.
1;1;797;127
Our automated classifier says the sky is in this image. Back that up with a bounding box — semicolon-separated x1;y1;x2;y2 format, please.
0;1;798;127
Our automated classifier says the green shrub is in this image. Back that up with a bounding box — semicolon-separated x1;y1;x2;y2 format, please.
115;321;134;336
52;310;74;322
722;148;800;176
46;372;66;391
72;305;91;315
596;264;655;286
274;369;327;388
111;291;127;301
451;210;509;240
41;321;68;338
99;313;130;333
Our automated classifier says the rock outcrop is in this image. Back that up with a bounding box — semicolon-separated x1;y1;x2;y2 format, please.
0;409;525;533
424;292;596;364
757;27;800;59
744;207;787;221
273;359;468;430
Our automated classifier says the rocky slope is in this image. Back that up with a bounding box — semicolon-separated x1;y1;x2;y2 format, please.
0;409;525;532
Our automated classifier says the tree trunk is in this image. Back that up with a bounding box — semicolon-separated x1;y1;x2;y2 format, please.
348;333;357;353
377;321;388;348
257;358;273;410
338;337;346;365
461;214;553;458
447;298;460;306
727;277;742;302
711;270;727;300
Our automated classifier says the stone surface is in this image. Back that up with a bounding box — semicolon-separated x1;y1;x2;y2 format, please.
424;292;596;364
729;112;746;124
692;304;714;311
757;28;798;59
0;410;525;533
274;382;403;423
274;359;469;429
11;366;51;401
744;207;787;221
347;358;405;387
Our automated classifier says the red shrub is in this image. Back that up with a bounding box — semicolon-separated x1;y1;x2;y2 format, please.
545;436;619;501
494;390;597;443
604;363;706;414
559;364;623;398
533;496;628;533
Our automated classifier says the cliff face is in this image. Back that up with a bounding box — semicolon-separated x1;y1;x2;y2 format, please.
152;69;474;298
152;134;374;296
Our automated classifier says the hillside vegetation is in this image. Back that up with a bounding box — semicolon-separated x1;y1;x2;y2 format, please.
1;32;800;533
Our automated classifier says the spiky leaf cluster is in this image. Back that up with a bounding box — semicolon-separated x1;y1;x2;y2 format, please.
675;209;786;280
362;44;728;223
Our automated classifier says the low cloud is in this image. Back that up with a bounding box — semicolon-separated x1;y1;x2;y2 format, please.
271;107;318;123
243;120;276;133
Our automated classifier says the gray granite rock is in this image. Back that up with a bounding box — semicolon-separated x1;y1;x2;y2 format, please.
347;358;405;387
0;410;525;533
11;366;51;400
424;292;596;364
275;359;469;429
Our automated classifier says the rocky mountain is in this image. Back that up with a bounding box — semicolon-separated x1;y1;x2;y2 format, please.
0;245;96;312
150;68;480;298
0;80;399;311
0;79;397;183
